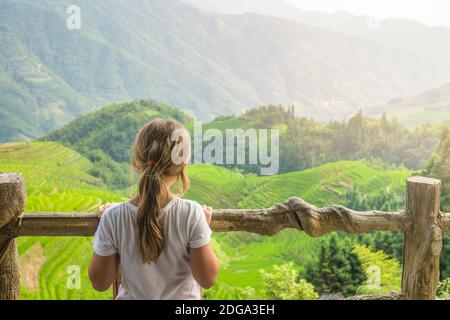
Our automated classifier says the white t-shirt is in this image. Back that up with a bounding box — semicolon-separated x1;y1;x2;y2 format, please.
93;197;212;300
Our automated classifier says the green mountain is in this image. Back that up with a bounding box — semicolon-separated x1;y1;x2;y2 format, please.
43;100;194;188
45;100;441;182
0;141;411;299
367;83;450;128
2;0;450;142
45;100;193;163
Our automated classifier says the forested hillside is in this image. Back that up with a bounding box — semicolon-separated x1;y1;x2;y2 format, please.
207;106;443;173
46;100;445;187
44;100;193;188
2;0;450;142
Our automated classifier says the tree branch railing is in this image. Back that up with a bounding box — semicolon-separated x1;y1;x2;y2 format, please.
1;173;449;300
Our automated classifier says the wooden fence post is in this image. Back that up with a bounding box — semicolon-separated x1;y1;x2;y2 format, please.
402;177;442;300
0;173;25;300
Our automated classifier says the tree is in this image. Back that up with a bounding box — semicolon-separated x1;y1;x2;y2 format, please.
437;278;450;299
345;110;365;153
352;245;401;295
427;127;450;210
441;237;450;279
260;263;319;300
426;128;450;279
303;235;366;296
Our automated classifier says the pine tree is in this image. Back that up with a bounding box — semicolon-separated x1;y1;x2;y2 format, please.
303;235;366;296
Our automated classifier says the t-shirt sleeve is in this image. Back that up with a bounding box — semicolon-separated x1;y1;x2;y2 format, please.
188;203;212;249
93;208;118;256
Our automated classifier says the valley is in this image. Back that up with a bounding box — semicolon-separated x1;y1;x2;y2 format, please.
2;0;450;300
2;0;450;141
0;141;411;299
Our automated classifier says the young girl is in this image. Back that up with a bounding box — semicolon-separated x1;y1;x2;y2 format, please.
88;118;219;299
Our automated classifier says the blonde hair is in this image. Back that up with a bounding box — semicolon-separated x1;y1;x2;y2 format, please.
131;118;190;263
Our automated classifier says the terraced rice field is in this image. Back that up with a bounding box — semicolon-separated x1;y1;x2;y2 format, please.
0;142;411;299
1;142;123;299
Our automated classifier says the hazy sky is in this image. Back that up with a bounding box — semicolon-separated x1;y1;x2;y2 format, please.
286;0;450;28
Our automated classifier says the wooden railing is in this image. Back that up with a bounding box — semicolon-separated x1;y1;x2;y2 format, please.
1;173;449;300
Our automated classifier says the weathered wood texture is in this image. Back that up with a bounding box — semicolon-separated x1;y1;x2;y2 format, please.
0;173;25;300
7;198;406;237
402;177;442;300
346;292;403;300
213;197;406;236
8;212;99;237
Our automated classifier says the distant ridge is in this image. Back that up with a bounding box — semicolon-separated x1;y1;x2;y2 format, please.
2;0;450;142
367;83;450;128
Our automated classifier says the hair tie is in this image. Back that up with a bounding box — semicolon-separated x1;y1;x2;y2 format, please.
147;160;159;169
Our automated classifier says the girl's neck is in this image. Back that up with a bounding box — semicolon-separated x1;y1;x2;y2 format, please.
130;191;175;208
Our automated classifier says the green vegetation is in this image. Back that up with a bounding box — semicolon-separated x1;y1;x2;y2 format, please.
0;141;412;299
45;100;193;188
303;235;365;297
437;278;450;299
210;105;442;173
260;263;318;300
345;185;404;213
2;0;450;142
0;142;123;299
425;128;450;279
426;128;450;211
46;101;441;184
352;245;402;295
45;100;193;164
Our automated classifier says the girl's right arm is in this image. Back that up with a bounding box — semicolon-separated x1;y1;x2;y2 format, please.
189;206;219;289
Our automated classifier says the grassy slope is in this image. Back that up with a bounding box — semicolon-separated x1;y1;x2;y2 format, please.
186;162;410;298
367;82;450;129
0;142;123;299
0;142;411;299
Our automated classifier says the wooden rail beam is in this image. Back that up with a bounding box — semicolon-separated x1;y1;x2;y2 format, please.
4;198;407;237
9;212;99;237
212;198;406;236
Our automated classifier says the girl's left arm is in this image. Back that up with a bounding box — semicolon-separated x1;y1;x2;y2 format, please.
88;253;119;292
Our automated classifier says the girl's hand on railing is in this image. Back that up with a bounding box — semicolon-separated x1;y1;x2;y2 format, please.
202;205;213;225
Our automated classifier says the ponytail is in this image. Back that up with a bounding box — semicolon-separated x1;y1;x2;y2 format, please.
136;166;165;263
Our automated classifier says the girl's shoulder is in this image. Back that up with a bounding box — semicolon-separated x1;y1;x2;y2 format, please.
171;198;210;241
174;197;203;214
100;202;134;222
170;197;204;221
